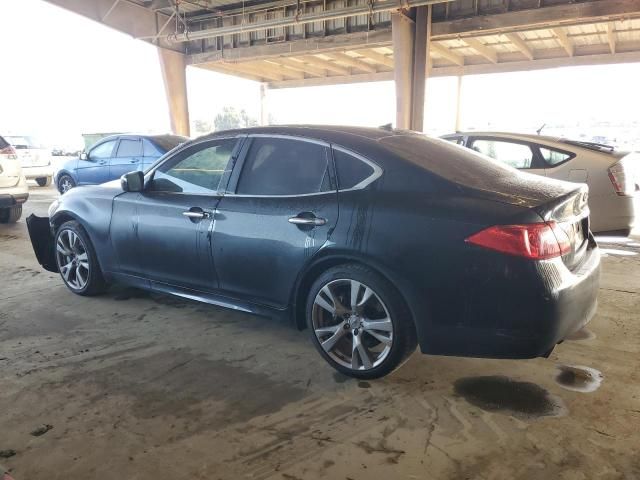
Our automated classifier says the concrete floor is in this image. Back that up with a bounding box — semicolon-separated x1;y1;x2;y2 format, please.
1;186;639;480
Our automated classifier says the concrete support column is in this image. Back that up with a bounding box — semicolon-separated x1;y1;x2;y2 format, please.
455;75;464;132
392;6;432;131
158;47;190;137
260;83;269;126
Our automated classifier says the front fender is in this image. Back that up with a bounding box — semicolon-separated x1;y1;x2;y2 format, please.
26;214;58;273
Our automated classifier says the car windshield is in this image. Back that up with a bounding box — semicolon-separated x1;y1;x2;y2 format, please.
149;135;188;153
6;135;46;149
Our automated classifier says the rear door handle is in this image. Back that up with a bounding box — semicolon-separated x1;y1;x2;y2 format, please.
288;216;327;226
183;211;211;219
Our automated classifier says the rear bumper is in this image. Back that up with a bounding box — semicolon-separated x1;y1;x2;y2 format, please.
26;214;58;273
0;192;29;208
589;193;637;232
416;240;601;359
22;165;54;179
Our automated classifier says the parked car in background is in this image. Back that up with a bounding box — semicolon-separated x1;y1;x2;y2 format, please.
28;126;600;379
442;132;639;235
4;135;55;187
0;135;28;223
54;134;188;194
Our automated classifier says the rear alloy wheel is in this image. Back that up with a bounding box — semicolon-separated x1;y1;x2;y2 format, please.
36;176;52;187
307;264;416;379
0;205;22;223
58;174;75;194
55;221;106;296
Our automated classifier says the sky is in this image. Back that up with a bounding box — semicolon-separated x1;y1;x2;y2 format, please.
1;0;640;149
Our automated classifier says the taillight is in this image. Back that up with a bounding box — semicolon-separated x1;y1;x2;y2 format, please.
466;222;571;260
0;145;17;159
608;156;638;196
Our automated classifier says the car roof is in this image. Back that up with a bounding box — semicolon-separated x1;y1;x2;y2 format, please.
200;125;410;145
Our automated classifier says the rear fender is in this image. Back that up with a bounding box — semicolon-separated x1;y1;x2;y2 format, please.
26;214;58;273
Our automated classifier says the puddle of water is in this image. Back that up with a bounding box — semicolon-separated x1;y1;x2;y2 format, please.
454;376;566;419
554;365;603;393
565;327;596;341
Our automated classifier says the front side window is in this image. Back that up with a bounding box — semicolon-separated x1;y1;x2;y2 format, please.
539;147;573;166
236;137;331;196
89;140;117;160
152;139;237;194
116;139;142;158
471;139;534;169
333;148;376;190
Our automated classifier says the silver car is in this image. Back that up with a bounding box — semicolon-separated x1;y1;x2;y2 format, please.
442;132;639;234
4;135;54;187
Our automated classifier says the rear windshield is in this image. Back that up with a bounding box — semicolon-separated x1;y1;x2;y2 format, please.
5;135;45;149
380;134;519;187
148;135;188;153
379;133;572;202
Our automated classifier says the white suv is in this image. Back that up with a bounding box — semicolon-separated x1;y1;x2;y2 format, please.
0;135;29;223
4;135;54;187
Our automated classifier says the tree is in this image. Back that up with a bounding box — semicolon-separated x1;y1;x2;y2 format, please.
194;119;213;135
213;106;258;131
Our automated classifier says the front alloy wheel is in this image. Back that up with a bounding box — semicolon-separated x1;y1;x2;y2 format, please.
56;229;90;290
54;221;106;296
308;264;416;379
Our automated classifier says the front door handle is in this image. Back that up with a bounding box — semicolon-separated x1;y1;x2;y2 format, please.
288;215;327;226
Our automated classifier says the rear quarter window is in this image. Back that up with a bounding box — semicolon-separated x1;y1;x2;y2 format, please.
539;147;575;166
333;148;376;190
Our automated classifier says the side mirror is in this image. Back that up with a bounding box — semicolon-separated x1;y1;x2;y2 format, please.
80;152;88;161
121;171;145;192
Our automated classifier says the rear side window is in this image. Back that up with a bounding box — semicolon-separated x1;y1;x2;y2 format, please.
0;136;8;149
471;139;534;169
237;137;331;196
333;148;375;190
444;136;465;145
116;139;142;157
539;147;573;166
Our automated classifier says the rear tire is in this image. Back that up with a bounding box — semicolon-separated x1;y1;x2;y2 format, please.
0;205;22;223
57;174;75;194
36;177;52;187
306;263;417;379
55;220;107;296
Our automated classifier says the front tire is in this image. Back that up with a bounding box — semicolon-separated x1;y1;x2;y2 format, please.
306;264;417;379
57;174;75;194
55;221;107;296
36;177;52;187
0;205;22;223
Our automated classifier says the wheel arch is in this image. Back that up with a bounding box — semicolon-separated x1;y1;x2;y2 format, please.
290;250;418;336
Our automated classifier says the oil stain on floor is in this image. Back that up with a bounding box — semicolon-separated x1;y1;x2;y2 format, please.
554;365;603;393
454;375;566;418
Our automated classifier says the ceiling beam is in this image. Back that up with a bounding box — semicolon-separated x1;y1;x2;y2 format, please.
430;43;465;66
463;38;498;63
353;49;395;69
267;58;328;78
299;55;351;75
607;22;617;54
505;32;534;60
203;64;265;83
324;52;378;73
552;27;575;56
222;62;285;82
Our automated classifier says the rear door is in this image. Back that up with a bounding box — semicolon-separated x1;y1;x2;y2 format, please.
212;135;338;308
468;137;547;177
76;139;117;185
110;137;143;180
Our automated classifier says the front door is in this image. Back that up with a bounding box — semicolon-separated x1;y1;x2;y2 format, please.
213;135;338;308
131;137;240;291
77;139;117;185
110;137;143;180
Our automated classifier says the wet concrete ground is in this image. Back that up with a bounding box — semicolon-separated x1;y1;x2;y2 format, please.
1;186;639;479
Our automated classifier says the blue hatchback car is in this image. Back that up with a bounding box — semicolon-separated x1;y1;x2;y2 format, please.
55;134;188;193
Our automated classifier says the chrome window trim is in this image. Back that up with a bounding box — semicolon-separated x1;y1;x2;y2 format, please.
331;145;383;192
